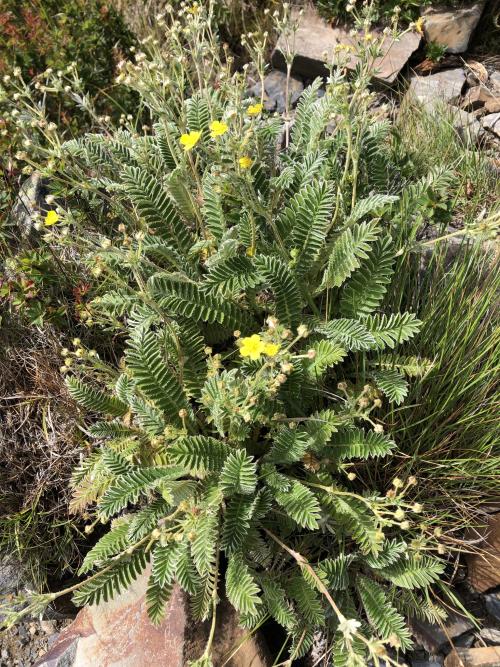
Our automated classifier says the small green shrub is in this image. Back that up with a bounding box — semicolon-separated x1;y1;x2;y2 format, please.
2;8;468;664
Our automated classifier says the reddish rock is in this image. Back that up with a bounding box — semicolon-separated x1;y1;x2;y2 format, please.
444;646;500;667
466;512;500;593
271;7;421;86
35;569;271;667
35;570;187;667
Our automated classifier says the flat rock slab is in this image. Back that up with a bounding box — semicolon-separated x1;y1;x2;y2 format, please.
483;113;500;139
422;2;486;54
272;7;421;86
405;69;466;108
466;512;500;592
35;571;187;667
444;646;500;667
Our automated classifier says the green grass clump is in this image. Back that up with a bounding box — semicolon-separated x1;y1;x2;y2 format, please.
387;245;499;516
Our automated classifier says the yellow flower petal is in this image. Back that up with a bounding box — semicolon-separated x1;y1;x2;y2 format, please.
239;156;253;169
179;130;202;151
247;103;263;116
209;120;228;138
239;334;265;360
44;210;59;226
263;342;280;357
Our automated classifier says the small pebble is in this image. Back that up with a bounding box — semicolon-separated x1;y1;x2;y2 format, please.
40;620;55;635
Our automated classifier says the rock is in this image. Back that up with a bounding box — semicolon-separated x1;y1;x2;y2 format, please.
250;70;304;114
34;637;78;667
444;646;500;666
409;610;474;653
482;113;500;139
412;660;444;667
466;512;500;592
0;558;25;596
35;569;271;667
421;2;486;54
451;108;483;143
480;628;500;645
34;571;187;667
271;6;421;86
454;633;476;648
466;72;480;88
490;72;500;92
461;86;500;114
10;171;47;239
40;621;56;635
405;69;466;109
269;70;303;112
485;593;500;622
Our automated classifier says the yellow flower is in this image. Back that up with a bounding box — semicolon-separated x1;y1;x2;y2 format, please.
414;17;425;35
239;334;265;360
179;130;201;151
246;246;255;257
247;103;263;116
239;156;253;169
209;120;228;137
44;210;59;226
263;342;280;357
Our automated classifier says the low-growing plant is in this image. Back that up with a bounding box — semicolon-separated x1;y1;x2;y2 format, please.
3;4;496;665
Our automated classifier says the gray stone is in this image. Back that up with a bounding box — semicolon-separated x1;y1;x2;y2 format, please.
452;108;483;143
485;593;500;622
480;627;500;645
251;70;304;114
405;69;466;109
267;70;301;111
10;171;47;239
490;71;500;92
422;2;486;54
0;558;24;596
409;610;474;653
272;6;421;86
412;660;443;667
483;113;500;138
